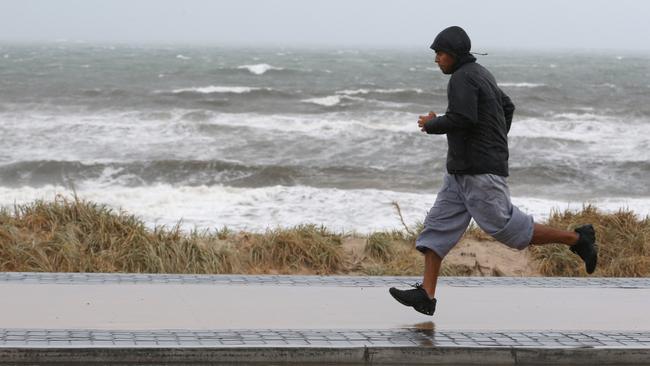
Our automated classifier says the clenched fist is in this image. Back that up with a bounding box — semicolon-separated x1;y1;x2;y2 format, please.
418;111;437;132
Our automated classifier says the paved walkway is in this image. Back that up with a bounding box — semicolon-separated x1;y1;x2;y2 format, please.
1;273;649;364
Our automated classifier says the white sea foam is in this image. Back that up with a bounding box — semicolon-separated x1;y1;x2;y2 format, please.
2;184;649;233
336;88;423;95
4;107;649;166
176;54;191;60
0;110;215;163
510;114;650;161
236;63;282;75
170;86;266;94
0;108;422;166
301;95;343;107
498;82;546;88
200;111;417;137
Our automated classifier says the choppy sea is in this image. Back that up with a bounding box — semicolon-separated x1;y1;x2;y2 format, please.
1;44;649;232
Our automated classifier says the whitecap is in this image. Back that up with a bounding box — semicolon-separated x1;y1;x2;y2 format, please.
176;54;191;60
301;95;343;107
170;86;265;94
237;63;283;75
336;88;423;95
498;82;545;88
201;110;416;137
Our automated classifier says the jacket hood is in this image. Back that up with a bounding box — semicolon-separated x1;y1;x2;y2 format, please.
430;26;476;71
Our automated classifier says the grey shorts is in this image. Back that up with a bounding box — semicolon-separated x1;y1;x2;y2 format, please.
415;173;534;258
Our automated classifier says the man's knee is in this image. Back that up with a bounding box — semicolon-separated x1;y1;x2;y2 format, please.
488;209;535;250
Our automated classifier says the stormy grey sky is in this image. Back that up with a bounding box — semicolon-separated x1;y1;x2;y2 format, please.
1;0;649;51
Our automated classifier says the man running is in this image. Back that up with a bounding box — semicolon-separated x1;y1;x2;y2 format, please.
389;26;598;316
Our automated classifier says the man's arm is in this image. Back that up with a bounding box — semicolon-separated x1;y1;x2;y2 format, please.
422;113;474;134
418;71;479;134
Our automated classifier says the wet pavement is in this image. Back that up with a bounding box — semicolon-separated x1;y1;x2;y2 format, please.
0;273;649;364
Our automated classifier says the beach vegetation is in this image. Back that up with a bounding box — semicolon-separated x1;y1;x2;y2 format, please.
1;198;648;277
529;205;650;277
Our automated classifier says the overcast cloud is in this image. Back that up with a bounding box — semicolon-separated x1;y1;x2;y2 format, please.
1;0;649;51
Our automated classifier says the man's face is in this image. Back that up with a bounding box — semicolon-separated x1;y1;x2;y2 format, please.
435;51;455;74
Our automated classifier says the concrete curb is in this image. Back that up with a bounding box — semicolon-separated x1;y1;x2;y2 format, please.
1;346;649;365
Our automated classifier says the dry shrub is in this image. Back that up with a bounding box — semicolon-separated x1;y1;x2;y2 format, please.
530;205;650;277
0;197;344;275
463;222;495;242
2;198;649;277
365;231;400;261
360;231;478;276
0;196;236;274
240;224;343;274
360;230;416;275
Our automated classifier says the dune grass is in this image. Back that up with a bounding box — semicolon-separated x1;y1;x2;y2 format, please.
0;197;648;277
360;229;476;276
529;205;650;277
0;196;344;275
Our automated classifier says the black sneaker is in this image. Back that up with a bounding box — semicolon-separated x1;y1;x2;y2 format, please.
389;283;437;316
571;224;598;274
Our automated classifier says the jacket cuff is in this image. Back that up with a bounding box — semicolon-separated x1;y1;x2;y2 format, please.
424;116;449;134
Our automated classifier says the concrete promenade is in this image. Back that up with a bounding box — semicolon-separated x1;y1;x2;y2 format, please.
0;272;649;364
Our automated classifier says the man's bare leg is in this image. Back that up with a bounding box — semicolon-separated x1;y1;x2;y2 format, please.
388;248;439;315
530;223;579;246
421;249;442;299
531;223;597;274
421;224;581;299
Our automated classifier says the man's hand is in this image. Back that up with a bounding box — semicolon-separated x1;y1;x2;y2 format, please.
418;111;437;132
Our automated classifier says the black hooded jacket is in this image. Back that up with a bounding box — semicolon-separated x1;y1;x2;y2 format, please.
425;26;515;177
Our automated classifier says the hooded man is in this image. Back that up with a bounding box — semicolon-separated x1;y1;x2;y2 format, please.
388;26;598;316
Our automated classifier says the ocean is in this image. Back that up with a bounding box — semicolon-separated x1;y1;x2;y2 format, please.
1;44;649;232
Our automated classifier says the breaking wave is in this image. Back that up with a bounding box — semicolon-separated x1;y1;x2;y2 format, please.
170;86;271;94
236;63;283;75
499;82;546;88
3;184;650;233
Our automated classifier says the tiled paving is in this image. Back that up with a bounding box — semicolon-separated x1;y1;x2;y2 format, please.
1;328;649;349
1;272;649;288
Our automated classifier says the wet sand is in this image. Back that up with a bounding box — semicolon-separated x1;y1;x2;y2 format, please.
1;283;647;331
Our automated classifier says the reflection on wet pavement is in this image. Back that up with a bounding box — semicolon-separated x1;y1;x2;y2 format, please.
404;321;436;346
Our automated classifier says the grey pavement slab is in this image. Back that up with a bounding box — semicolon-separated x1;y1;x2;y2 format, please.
1;282;648;330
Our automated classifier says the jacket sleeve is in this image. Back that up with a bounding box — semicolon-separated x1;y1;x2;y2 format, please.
423;112;474;134
501;90;515;133
423;71;478;134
